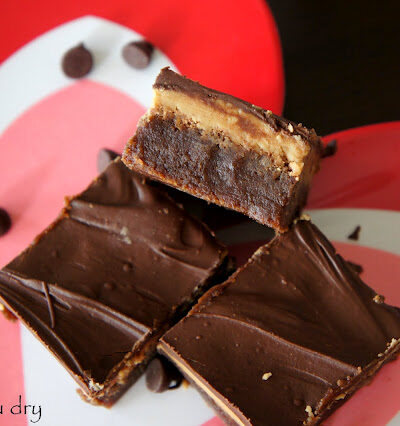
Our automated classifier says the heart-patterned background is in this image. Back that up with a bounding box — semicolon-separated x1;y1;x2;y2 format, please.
0;1;399;425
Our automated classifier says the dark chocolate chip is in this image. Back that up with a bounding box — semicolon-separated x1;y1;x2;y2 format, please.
322;139;338;158
146;356;183;393
62;43;93;79
0;208;11;236
97;148;119;173
122;41;154;69
348;225;361;241
347;261;363;274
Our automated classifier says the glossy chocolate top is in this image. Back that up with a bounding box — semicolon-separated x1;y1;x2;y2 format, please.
0;159;226;385
154;67;322;151
161;220;400;425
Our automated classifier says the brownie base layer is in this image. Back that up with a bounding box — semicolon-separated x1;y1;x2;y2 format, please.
123;116;311;232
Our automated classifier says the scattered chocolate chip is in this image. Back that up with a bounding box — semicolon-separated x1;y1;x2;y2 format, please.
97;148;119;173
348;225;361;241
62;43;93;78
0;208;11;236
322;139;338;158
146;356;183;393
122;41;154;69
347;261;363;274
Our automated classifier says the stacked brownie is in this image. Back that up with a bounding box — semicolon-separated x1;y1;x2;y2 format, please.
123;68;322;232
1;68;399;425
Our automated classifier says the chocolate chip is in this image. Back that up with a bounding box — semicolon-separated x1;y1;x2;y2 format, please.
62;43;93;78
97;148;119;173
122;41;154;69
347;261;363;274
145;356;183;393
348;225;361;241
322;139;338;158
0;208;11;236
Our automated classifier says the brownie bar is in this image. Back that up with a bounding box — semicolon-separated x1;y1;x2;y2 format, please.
159;220;400;425
123;68;322;231
0;159;228;406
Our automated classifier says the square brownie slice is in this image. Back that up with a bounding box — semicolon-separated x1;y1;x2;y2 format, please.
159;220;400;425
0;159;228;406
122;68;322;232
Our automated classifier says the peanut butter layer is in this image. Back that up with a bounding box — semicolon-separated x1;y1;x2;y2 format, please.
150;89;308;176
159;221;400;425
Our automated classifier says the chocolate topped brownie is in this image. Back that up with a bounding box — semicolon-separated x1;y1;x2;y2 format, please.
123;68;322;231
0;159;227;406
159;220;400;425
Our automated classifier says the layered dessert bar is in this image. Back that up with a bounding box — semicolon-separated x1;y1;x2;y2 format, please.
123;68;323;231
0;159;228;406
159;220;400;425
